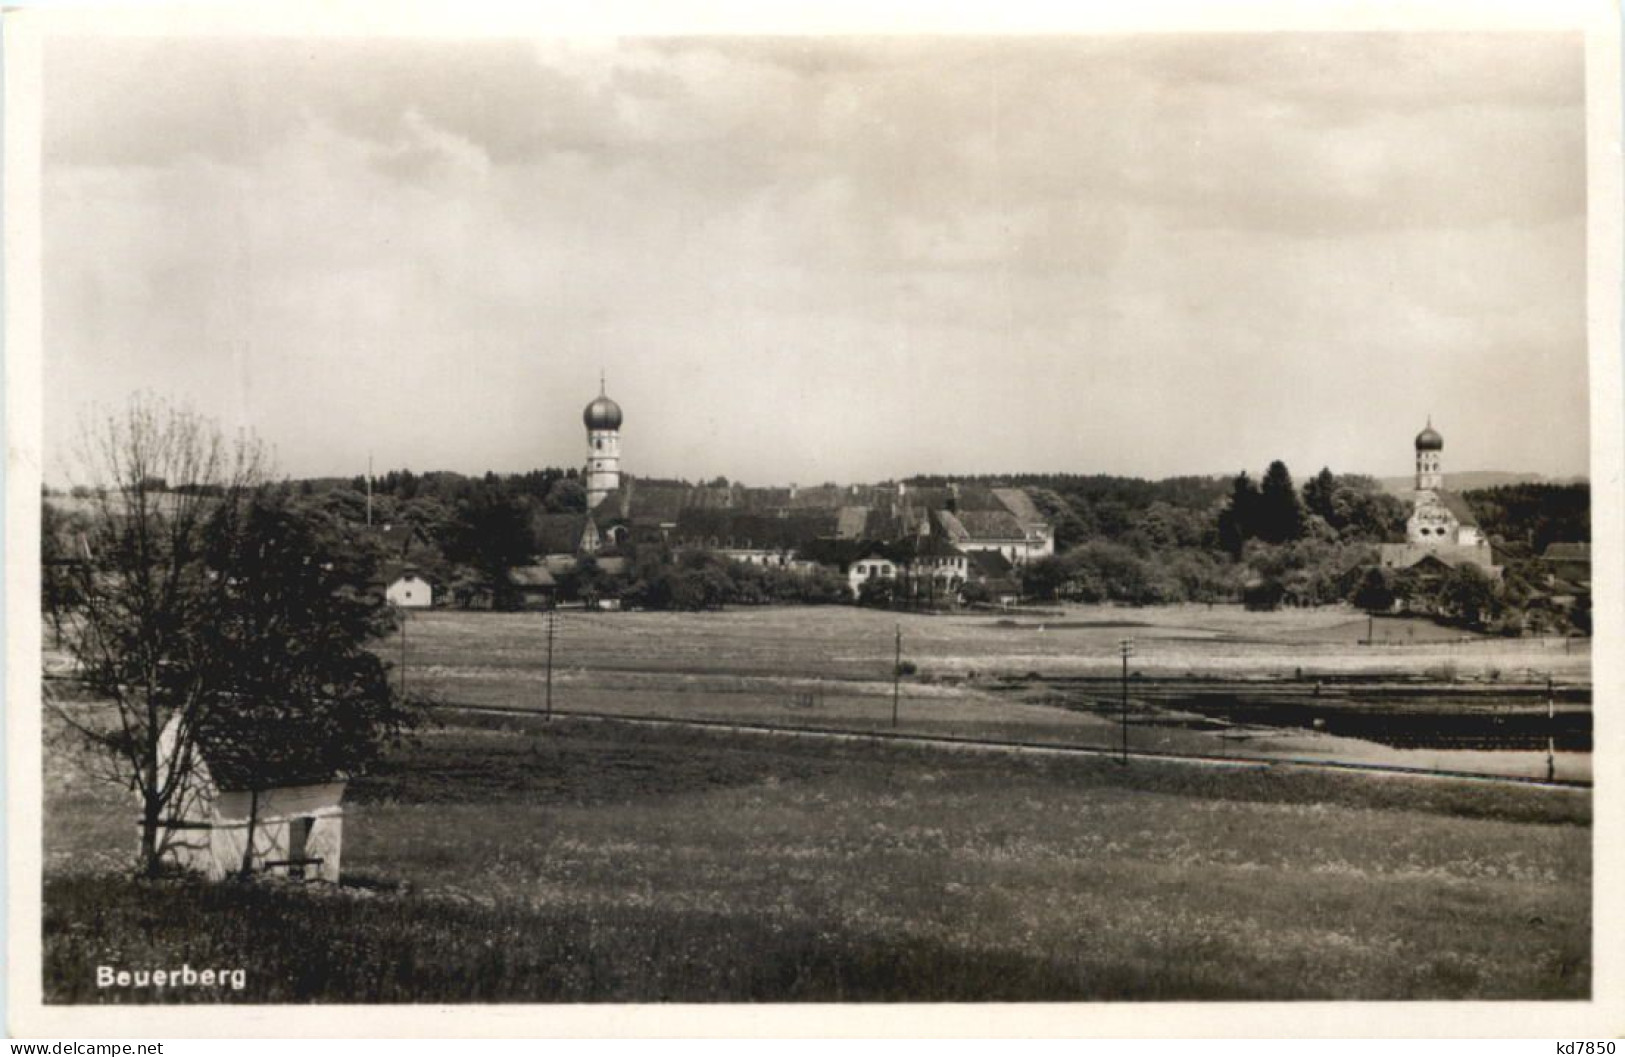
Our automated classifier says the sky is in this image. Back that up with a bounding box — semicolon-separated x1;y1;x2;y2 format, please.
42;32;1589;486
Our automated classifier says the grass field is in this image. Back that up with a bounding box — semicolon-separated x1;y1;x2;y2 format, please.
44;712;1590;1003
393;605;1592;781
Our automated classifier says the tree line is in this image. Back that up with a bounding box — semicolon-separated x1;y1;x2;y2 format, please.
1015;463;1589;633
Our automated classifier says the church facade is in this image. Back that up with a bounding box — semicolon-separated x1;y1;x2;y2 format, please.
1378;420;1499;578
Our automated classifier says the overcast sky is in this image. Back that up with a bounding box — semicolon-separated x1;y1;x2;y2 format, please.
42;33;1588;485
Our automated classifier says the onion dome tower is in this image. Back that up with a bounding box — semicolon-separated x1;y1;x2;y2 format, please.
1414;417;1444;491
584;373;623;509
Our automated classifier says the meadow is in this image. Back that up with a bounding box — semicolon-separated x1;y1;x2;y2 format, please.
44;712;1590;1003
395;605;1593;781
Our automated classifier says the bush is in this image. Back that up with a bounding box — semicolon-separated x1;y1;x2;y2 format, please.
1242;579;1285;611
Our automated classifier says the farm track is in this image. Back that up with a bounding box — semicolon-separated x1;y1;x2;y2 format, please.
433;701;1594;791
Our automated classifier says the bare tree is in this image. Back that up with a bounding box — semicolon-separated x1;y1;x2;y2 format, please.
48;394;265;877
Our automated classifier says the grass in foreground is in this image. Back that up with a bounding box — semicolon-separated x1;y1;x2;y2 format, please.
44;716;1590;1003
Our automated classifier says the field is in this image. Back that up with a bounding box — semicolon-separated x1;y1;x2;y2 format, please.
41;604;1593;1002
398;604;1593;782
44;713;1590;1002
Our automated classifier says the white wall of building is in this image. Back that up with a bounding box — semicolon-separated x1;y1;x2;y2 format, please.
386;574;432;608
586;427;621;507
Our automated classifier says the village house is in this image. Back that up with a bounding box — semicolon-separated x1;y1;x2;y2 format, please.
895;534;970;598
384;567;434;608
967;550;1023;606
845;545;900;598
1540;542;1591;588
509;564;559;609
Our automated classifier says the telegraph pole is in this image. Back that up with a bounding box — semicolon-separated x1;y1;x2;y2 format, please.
892;623;901;729
1119;637;1135;764
1546;674;1556;782
398;605;407;699
545;608;556;722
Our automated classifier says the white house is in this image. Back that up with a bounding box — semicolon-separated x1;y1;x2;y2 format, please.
846;546;899;598
385;570;433;608
899;535;970;597
154;714;347;883
936;507;1054;567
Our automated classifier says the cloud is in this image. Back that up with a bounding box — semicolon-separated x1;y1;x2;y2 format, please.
41;33;1588;483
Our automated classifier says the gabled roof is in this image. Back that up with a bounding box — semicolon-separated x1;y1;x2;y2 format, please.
542;554;579;575
1379;542;1496;572
1433;490;1481;529
894;534;966;561
1542;542;1590;562
509;565;558;589
954;509;1027;540
185;707;354;792
532;513;592;555
992;487;1043;525
795;537;902;569
673;510;839;550
380;562;433;587
362;521;435;560
796;537;860;567
969;550;1014;578
935;509;968;541
835;506;870;539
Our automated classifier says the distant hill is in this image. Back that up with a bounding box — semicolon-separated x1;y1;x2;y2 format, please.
1379;471;1589;495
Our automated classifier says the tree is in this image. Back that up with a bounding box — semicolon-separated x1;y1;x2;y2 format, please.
542;477;587;514
1302;467;1338;523
41;499;90;646
857;578;895;608
1256;461;1305;544
445;485;534;609
1350;567;1396;614
397;495;456;543
1437;564;1500;628
1217;472;1260;557
197;489;418;875
1243;578;1286;611
49;396;266;877
318;487;370;526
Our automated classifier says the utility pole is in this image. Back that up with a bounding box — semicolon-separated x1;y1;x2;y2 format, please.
1119;637;1135;764
892;623;901;729
1546;674;1556;782
545;608;556;722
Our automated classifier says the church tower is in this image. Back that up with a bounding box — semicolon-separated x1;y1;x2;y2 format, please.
583;376;623;510
1414;417;1443;491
